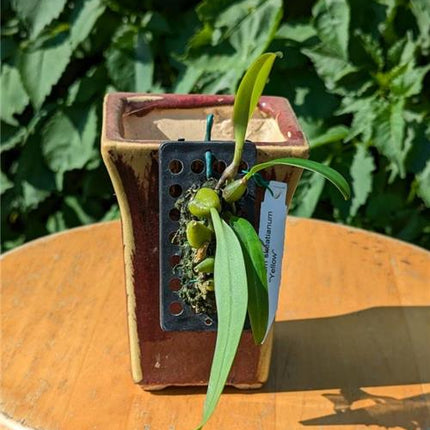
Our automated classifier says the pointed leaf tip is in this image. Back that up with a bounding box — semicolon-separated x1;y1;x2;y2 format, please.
194;209;248;429
246;157;351;200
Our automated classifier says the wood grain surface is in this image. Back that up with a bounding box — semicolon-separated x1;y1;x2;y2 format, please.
1;218;430;430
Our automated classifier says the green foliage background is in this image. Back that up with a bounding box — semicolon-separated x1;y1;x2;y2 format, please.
1;0;430;251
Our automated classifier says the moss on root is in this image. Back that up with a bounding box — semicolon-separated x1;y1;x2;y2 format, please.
172;179;218;315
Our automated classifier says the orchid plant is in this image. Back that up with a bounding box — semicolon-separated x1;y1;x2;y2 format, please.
171;53;351;429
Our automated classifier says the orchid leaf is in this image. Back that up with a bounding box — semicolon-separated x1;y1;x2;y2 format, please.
230;216;268;344
195;208;248;429
232;52;277;164
245;157;351;200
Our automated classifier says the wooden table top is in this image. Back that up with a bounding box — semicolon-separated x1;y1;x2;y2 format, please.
1;218;429;430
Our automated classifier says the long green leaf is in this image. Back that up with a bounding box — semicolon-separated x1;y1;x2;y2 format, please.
232;53;277;165
195;208;248;429
245;157;351;200
230;216;268;344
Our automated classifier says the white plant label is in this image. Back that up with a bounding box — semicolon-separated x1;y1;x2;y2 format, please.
258;181;288;340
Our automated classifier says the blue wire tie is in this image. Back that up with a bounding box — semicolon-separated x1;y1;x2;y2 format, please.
205;114;215;179
205;151;213;179
205;114;214;141
241;170;274;196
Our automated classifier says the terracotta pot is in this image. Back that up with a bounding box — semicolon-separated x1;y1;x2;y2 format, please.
101;93;309;390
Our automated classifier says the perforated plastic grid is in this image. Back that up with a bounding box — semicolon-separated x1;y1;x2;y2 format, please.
159;141;256;331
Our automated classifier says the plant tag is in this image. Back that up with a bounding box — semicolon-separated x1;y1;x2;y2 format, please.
258;181;288;340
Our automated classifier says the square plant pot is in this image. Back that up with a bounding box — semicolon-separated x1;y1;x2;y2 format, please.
101;93;309;390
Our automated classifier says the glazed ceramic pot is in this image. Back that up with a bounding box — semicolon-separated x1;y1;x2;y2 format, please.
101;93;309;390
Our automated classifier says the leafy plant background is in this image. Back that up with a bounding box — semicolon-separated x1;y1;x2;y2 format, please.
1;0;429;251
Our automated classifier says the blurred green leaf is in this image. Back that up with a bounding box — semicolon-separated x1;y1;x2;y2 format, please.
187;23;213;54
397;211;429;244
337;96;378;143
101;204;120;221
64;196;95;225
67;65;107;105
1;64;29;125
174;67;204;93
1;109;48;153
372;98;408;179
134;31;154;92
142;11;171;34
1;172;14;195
416;161;430;206
2;236;26;252
182;0;282;93
21;181;51;210
291;166;327;217
16;139;56;190
106;24;154;92
196;0;235;24
405;120;430;174
271;71;339;122
351;31;384;70
11;0;67;39
46;211;66;233
218;0;282;88
303;45;356;88
310;125;348;148
387;34;415;69
14;136;56;209
312;0;350;59
19;32;72;108
70;0;105;49
391;62;430;97
41;105;97;178
276;21;316;43
349;145;374;217
0;123;27;153
410;0;430;50
0;122;26;153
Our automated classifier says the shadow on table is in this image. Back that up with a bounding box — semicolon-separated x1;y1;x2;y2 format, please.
152;306;430;427
264;305;430;392
265;305;430;430
155;306;430;394
300;388;430;430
